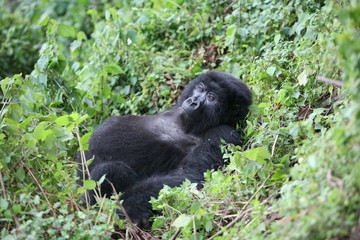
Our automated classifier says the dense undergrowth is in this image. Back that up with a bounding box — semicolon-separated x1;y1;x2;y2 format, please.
0;0;359;239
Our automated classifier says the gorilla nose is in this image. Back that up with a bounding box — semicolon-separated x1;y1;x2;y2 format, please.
188;96;204;109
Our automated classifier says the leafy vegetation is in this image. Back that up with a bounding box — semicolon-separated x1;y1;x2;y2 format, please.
0;0;359;239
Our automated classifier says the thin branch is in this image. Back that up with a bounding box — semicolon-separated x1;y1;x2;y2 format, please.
0;170;7;200
21;161;56;218
317;76;343;87
271;135;279;157
208;175;271;240
223;0;238;13
170;228;181;240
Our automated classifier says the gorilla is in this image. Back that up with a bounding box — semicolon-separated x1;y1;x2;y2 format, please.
78;71;252;228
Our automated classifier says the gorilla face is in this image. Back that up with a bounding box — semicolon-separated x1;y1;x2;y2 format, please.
180;81;225;134
178;71;251;134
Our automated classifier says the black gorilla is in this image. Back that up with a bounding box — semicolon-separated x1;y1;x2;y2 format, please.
79;71;252;227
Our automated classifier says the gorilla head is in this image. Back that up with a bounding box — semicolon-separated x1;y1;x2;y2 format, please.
178;71;252;133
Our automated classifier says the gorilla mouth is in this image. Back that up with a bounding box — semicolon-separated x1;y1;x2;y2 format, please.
179;107;194;120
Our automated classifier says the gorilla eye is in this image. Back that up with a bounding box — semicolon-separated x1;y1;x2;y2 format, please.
207;94;216;102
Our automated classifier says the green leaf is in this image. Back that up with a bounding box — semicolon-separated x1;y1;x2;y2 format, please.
58;23;75;37
55;115;71;126
0;198;9;211
12;204;21;214
98;174;107;185
76;114;88;125
15;168;25;181
37;55;49;72
266;66;276;77
172;214;192;228
33;122;52;141
127;29;138;44
83;180;96;190
204;220;213;232
39;16;50;26
103;65;124;74
271;169;286;181
70;40;82;53
297;69;308;86
244;147;271;164
274;34;281;44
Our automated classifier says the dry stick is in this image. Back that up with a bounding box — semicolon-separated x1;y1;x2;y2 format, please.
224;0;238;13
75;127;91;207
21;161;56;218
0;170;21;229
316;76;343;87
208;175;271;240
107;180;136;230
271;135;279;158
170;228;181;240
108;181;154;240
0;170;7;200
193;215;197;240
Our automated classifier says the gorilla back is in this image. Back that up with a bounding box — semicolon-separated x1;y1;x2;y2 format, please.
78;71;252;228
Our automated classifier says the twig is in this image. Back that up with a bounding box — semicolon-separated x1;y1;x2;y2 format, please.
170;228;181;240
0;101;18;105
223;0;238;13
208;175;271;240
108;181;137;229
21;161;56;218
271;135;279;157
0;170;7;200
193;215;197;240
108;181;154;240
317;76;343;87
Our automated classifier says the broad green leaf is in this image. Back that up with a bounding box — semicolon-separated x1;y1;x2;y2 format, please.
205;220;213;232
55;115;71;126
244;147;271;164
15;168;25;181
298;69;308;86
33;122;52;141
39;16;50;26
103;65;124;74
274;34;281;44
58;23;75;37
12;204;21;214
0;198;9;211
226;25;237;37
271;169;286;181
83;180;96;190
76;114;88;125
127;29;138;44
37;55;49;72
172;214;192;228
19;116;35;128
266;66;276;77
70;40;82;53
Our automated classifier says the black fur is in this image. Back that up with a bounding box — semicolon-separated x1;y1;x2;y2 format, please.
78;71;252;228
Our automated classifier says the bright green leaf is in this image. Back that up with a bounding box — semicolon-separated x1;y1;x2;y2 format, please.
58;23;75;37
172;214;192;228
83;180;96;190
274;34;281;44
298;69;308;86
39;16;50;26
12;204;21;214
103;65;124;74
244;147;271;164
266;66;276;77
